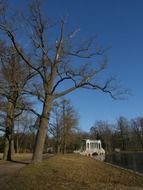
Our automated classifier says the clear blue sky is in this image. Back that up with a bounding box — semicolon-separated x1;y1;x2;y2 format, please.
11;0;143;131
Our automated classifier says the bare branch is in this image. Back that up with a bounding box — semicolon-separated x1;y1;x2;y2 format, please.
64;51;95;59
0;23;45;82
54;85;80;99
51;76;71;94
14;109;24;118
54;20;64;63
22;89;44;103
16;103;40;117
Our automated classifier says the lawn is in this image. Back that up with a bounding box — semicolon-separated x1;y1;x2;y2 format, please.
1;154;143;190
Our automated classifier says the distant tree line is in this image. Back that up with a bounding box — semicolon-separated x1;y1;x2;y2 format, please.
89;116;143;153
48;115;143;153
1;104;143;154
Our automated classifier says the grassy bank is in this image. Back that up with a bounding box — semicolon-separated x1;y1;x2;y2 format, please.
1;154;143;190
0;153;32;160
0;153;32;165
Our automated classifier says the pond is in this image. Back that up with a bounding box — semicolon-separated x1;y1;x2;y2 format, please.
105;152;143;174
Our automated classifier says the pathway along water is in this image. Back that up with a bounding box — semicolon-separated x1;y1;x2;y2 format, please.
105;152;143;175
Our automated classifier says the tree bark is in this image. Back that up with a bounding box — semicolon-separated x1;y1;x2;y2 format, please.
32;96;52;163
32;117;48;162
3;137;9;160
3;131;15;160
3;99;15;161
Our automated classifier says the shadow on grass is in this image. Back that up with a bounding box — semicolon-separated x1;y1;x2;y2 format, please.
10;160;31;165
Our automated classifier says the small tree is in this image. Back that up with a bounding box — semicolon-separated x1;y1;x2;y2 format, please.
49;102;62;154
117;117;129;151
131;117;143;149
90;121;113;152
14;112;36;153
49;98;79;153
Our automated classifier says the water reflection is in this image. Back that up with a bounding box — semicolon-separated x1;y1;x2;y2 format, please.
105;152;143;174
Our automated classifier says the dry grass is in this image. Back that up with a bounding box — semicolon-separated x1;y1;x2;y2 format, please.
0;153;6;165
12;153;32;161
1;154;143;190
0;153;32;160
0;153;32;164
0;153;3;159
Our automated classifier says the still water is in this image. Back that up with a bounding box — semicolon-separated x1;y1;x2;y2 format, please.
105;152;143;174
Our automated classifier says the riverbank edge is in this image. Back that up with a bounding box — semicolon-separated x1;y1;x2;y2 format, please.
106;150;143;155
105;160;143;177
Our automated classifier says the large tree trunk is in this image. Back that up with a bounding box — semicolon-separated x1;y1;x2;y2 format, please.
32;96;52;163
3;130;15;160
3;100;15;161
32;117;49;162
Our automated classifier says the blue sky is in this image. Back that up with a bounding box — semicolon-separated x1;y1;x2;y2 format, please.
11;0;143;131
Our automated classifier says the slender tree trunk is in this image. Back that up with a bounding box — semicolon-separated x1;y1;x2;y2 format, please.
16;135;19;153
62;133;66;154
55;140;61;154
64;143;66;154
137;134;143;149
57;144;61;154
7;134;12;161
62;103;66;154
3;137;9;160
11;139;15;155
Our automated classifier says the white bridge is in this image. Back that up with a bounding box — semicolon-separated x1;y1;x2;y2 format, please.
79;139;105;161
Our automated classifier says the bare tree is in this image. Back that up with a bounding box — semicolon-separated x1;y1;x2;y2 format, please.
60;98;78;154
49;98;79;154
48;102;62;154
131;117;143;149
90;121;113;152
0;43;35;160
117;117;129;151
14;112;36;153
0;0;127;162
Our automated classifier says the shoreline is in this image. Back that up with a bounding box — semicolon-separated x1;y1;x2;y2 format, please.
106;150;143;155
105;151;143;175
105;160;143;177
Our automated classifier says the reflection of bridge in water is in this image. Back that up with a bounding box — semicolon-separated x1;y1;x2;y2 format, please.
80;139;105;161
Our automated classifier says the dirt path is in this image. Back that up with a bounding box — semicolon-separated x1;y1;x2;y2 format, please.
0;161;30;181
0;154;53;181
